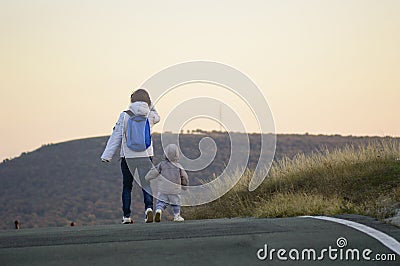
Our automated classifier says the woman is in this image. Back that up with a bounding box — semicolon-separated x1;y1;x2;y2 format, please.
101;88;160;223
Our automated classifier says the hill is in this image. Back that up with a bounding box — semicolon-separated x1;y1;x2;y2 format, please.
0;133;396;229
184;141;400;224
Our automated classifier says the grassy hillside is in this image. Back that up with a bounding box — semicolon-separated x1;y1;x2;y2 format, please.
184;141;400;222
0;133;397;229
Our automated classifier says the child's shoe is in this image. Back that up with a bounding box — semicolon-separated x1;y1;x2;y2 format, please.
145;208;153;223
173;214;184;222
154;209;162;223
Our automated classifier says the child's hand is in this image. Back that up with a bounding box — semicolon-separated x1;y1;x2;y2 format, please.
145;167;160;181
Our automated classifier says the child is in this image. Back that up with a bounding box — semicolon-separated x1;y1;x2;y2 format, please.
145;144;189;222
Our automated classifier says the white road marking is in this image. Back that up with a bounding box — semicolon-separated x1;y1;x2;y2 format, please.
303;216;400;256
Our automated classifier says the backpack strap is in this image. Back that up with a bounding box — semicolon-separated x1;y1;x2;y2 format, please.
123;110;134;138
124;110;135;117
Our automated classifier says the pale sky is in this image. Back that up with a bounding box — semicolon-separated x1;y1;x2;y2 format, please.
1;0;399;161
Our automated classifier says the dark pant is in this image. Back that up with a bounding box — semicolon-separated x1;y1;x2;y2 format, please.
121;157;153;218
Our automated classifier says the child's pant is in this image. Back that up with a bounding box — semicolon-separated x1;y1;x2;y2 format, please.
156;193;181;215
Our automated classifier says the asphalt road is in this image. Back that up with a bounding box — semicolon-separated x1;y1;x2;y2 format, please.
0;215;399;266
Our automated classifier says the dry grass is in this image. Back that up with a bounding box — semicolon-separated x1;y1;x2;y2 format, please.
183;140;400;221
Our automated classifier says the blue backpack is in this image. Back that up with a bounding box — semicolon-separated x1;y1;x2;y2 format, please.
124;110;152;152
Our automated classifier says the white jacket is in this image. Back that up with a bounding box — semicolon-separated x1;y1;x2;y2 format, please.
101;101;160;161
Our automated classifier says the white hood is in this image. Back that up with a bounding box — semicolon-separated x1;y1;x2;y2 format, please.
164;144;180;162
129;101;150;116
